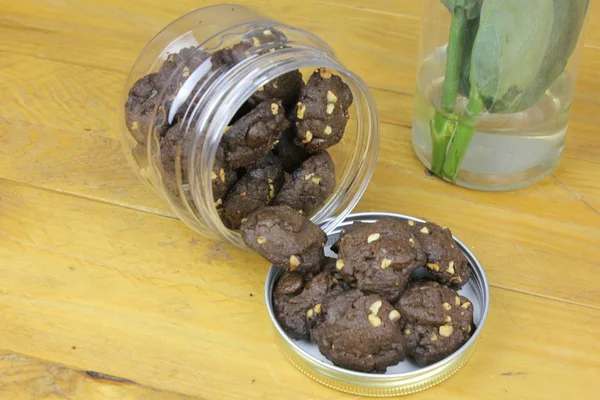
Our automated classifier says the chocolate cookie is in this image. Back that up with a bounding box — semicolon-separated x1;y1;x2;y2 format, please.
162;46;211;78
125;47;211;145
294;68;353;153
336;219;427;302
311;290;405;373
249;70;304;109
221;153;284;229
160;122;184;178
126;42;265;147
161;48;220;121
211;146;239;201
397;280;475;367
221;100;290;169
330;221;369;254
159;122;186;196
240;205;327;274
209;42;260;74
237;28;302;108
125;73;165;144
160;46;211;98
274;127;310;173
160;121;238;201
321;257;351;290
273;151;336;216
408;221;470;288
273;270;344;340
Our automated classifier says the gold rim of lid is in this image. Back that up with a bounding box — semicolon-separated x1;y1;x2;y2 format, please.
276;333;478;397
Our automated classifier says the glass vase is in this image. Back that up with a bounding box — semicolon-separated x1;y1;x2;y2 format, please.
412;0;588;191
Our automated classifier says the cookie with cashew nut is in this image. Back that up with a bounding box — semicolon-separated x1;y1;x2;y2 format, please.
240;205;327;274
210;146;240;201
220;153;284;230
273;151;336;216
336;218;427;303
161;122;239;201
159;122;188;197
237;28;304;108
220;100;290;169
160;122;186;180
330;221;370;254
273;270;345;341
125;73;167;145
408;221;470;288
161;46;213;80
125;42;271;147
159;47;213;119
125;47;211;145
293;68;353;153
310;290;406;373
397;280;475;367
248;70;305;109
320;257;352;291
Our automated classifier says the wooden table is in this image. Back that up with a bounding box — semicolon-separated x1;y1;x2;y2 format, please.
1;1;599;398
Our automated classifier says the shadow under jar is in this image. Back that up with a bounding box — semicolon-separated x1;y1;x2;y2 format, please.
119;4;379;248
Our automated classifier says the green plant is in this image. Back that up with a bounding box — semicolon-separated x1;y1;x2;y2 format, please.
430;0;589;182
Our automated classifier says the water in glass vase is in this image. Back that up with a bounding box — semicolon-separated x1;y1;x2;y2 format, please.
412;47;574;191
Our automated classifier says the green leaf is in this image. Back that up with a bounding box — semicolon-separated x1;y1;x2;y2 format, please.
512;0;589;112
441;0;482;19
470;0;554;113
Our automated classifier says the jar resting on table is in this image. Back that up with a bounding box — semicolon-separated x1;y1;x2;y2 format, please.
119;4;379;249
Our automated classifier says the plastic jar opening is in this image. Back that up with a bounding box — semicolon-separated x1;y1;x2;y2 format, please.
120;4;380;249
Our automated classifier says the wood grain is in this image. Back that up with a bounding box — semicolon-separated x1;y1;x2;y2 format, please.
0;54;122;138
0;0;420;93
2;37;600;163
1;180;599;399
0;117;171;216
2;117;599;311
2;0;600;161
2;0;598;102
0;350;198;400
1;0;600;398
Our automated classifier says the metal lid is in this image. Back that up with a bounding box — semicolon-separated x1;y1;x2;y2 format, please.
264;212;490;397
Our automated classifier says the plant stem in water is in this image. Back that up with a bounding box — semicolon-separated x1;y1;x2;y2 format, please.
442;89;485;181
430;113;456;175
430;10;468;175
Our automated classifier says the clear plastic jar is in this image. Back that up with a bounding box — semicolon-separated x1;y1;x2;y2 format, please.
119;4;379;248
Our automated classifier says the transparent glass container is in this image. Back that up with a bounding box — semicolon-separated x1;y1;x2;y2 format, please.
412;0;588;191
119;4;379;248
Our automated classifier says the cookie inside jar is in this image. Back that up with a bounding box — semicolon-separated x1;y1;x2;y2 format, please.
123;25;366;238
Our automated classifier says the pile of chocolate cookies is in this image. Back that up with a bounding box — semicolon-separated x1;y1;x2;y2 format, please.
124;28;352;230
241;206;476;373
